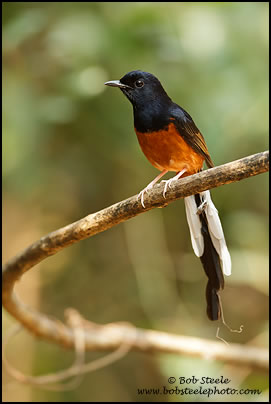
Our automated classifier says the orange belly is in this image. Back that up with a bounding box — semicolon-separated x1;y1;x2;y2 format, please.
135;123;204;175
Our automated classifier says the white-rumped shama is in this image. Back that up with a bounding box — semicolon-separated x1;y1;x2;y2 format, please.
105;70;231;321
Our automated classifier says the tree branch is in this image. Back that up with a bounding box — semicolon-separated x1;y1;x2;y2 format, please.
2;151;269;372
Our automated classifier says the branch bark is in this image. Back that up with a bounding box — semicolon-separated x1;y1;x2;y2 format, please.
2;151;269;371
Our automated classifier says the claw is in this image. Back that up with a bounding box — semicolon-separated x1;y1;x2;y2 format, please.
161;169;187;198
161;178;174;198
137;169;169;209
137;190;146;208
137;183;153;208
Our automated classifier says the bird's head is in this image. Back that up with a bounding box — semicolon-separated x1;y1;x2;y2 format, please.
105;70;171;110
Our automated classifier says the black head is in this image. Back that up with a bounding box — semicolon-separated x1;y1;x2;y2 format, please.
105;70;171;111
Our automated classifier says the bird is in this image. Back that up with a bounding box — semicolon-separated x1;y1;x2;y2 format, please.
105;70;231;321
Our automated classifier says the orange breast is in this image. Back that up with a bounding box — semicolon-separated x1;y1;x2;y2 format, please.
135;123;204;175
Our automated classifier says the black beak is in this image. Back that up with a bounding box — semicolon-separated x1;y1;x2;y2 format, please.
104;80;132;90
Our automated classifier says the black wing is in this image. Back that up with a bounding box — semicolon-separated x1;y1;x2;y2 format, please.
170;104;214;168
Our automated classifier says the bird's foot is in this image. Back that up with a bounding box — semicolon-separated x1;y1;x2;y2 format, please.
137;183;154;208
137;169;169;208
161;169;187;198
161;177;176;198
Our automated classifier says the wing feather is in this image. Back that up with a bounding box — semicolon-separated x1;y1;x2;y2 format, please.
171;106;214;168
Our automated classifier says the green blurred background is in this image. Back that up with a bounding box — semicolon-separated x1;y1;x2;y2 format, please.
2;2;268;402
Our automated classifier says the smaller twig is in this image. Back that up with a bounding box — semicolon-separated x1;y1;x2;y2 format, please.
3;312;137;390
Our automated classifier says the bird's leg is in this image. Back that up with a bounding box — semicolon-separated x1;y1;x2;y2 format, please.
137;169;168;208
161;169;187;198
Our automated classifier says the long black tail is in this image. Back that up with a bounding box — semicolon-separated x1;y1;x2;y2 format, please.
184;192;231;321
195;194;224;320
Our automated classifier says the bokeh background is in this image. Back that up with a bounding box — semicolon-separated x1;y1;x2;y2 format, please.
2;2;269;402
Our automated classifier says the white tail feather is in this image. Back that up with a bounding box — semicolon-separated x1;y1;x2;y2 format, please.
220;243;232;276
184;196;204;257
200;191;232;276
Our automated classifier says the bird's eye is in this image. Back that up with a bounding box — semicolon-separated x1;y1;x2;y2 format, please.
135;79;144;88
